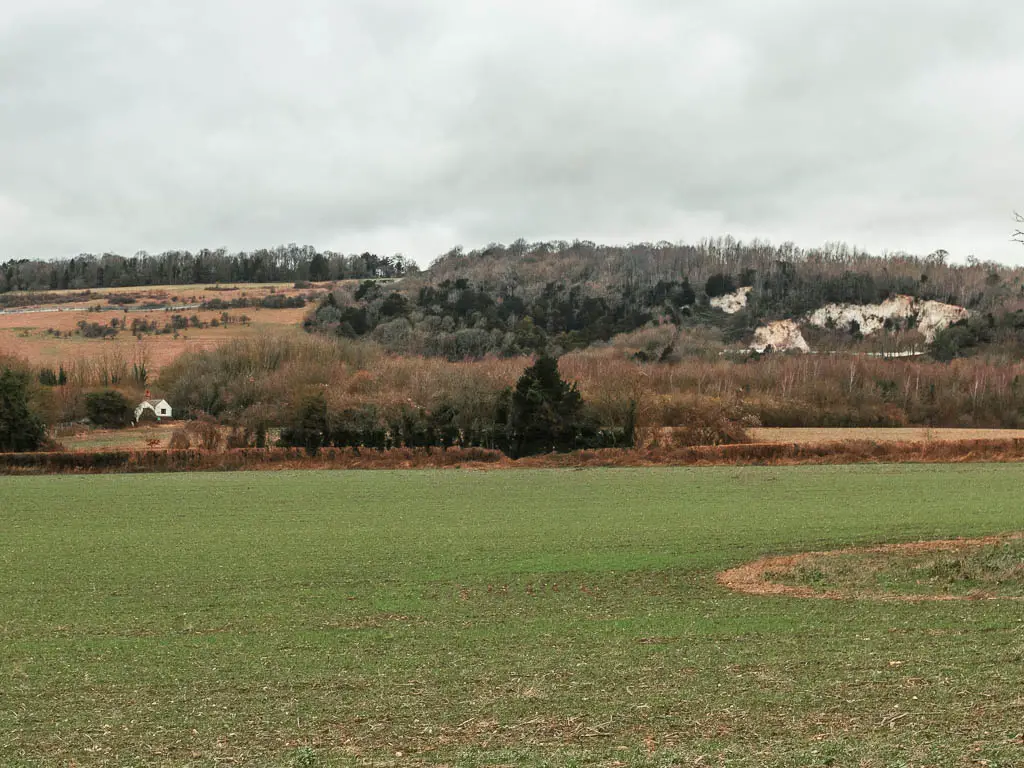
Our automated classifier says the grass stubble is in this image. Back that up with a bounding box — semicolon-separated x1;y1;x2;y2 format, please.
1;465;1022;767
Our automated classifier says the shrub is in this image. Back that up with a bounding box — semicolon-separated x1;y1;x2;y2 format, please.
77;320;118;339
929;320;986;361
185;417;223;450
260;294;305;309
649;396;756;447
38;367;64;387
165;419;224;450
225;426;249;449
135;407;160;424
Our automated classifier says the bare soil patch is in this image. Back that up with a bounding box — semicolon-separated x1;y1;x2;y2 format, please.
718;533;1024;601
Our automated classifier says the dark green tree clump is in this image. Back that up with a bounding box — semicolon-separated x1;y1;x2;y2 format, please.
506;355;590;458
85;390;133;428
38;365;68;387
0;367;46;452
280;392;330;456
704;272;737;298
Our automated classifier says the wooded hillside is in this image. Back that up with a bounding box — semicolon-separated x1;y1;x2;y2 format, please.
305;237;1024;360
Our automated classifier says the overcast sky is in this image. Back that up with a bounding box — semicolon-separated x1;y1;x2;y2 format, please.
1;1;1022;266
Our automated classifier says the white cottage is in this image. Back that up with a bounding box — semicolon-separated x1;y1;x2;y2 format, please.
134;398;173;423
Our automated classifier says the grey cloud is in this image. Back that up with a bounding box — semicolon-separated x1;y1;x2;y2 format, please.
1;1;1022;264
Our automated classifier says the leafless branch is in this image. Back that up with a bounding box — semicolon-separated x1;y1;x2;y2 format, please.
1015;211;1024;244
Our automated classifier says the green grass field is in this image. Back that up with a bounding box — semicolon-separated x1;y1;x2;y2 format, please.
1;465;1023;767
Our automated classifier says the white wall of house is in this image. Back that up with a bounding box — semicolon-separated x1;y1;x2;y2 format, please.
134;400;173;421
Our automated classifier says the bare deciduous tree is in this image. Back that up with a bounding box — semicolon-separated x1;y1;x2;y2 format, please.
1015;212;1024;244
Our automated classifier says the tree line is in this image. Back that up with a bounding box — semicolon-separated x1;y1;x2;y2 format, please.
425;238;1018;313
0;245;417;293
279;356;634;458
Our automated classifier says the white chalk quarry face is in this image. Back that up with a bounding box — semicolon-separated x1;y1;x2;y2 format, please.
750;319;810;353
914;300;969;341
709;286;752;315
747;294;970;354
805;295;968;342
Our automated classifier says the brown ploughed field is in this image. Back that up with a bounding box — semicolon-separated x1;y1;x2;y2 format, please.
0;282;322;374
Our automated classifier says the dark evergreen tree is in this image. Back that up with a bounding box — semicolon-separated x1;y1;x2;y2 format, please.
507;355;587;458
704;273;737;299
281;392;330;456
0;367;46;451
929;319;986;361
309;252;329;282
85;390;133;428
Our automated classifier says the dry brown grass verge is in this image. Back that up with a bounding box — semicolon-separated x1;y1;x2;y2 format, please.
717;533;1024;602
512;438;1024;468
6;437;1024;475
0;446;506;475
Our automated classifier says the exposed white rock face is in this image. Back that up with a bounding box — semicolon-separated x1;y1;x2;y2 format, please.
915;300;969;341
750;319;810;353
805;295;967;342
807;296;913;336
709;286;752;314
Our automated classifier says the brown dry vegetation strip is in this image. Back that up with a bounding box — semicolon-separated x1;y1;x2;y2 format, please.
750;426;1024;444
717;533;1024;601
7;437;1024;474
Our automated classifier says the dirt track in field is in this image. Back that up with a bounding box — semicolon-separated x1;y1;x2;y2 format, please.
717;533;1024;601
